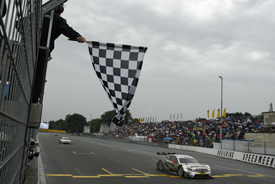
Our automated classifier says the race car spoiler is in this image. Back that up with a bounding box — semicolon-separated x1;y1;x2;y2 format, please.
157;152;176;155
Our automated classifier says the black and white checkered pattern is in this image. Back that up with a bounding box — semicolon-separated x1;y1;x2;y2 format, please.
87;41;147;130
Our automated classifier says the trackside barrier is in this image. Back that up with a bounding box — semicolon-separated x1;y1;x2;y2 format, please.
168;144;275;168
88;135;168;148
241;153;275;168
40;129;66;133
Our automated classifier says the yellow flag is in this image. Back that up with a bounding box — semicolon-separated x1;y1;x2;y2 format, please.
223;108;226;117
207;110;209;119
217;108;220;118
212;110;215;118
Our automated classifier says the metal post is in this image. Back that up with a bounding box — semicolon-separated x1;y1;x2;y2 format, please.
248;140;250;153
264;141;266;154
219;76;223;149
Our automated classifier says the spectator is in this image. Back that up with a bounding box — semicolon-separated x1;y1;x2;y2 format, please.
32;3;86;103
103;114;275;148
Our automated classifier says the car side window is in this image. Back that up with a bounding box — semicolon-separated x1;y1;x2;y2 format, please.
170;156;178;163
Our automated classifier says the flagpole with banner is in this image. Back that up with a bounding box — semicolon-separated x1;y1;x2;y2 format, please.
212;109;215;119
217;108;220;118
223;108;226;118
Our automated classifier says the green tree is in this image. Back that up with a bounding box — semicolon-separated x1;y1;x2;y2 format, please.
100;109;133;124
49;120;57;130
90;118;101;133
66;113;87;133
123;110;133;124
244;112;252;118
226;112;252;119
100;110;116;123
132;118;139;124
49;119;66;130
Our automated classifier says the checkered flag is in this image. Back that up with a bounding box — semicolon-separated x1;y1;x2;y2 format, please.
87;41;147;130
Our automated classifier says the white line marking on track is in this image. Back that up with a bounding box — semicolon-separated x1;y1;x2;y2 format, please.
209;164;274;178
75;168;83;175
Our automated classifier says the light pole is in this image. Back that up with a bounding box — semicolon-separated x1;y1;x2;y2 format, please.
219;76;223;149
89;113;92;134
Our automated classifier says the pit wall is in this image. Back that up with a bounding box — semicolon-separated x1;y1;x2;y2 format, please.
168;144;275;169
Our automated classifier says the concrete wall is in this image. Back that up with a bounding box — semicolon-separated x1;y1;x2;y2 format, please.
100;123;110;132
263;111;275;125
245;133;275;143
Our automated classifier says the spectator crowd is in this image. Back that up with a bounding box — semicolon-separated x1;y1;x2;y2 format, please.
105;116;275;148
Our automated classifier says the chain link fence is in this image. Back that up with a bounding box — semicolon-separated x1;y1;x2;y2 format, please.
0;0;42;183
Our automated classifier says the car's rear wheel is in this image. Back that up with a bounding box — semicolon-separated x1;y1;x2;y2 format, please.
158;161;163;171
178;166;184;176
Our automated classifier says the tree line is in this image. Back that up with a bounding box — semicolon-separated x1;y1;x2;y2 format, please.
48;110;139;133
226;112;253;119
48;111;256;133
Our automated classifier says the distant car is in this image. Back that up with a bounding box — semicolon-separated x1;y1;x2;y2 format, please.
59;137;71;144
54;133;58;136
156;152;212;178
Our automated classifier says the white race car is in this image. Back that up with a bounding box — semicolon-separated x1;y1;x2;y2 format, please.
59;137;71;144
156;152;212;178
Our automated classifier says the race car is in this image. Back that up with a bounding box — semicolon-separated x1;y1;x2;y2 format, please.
156;152;212;178
59;137;71;144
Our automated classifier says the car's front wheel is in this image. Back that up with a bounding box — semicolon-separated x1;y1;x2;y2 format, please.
177;166;184;176
158;161;163;171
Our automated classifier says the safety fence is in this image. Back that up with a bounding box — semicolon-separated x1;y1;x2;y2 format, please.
0;1;42;184
213;140;275;156
91;133;274;156
89;134;168;148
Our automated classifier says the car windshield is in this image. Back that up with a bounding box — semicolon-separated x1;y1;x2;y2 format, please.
179;157;198;163
62;137;69;140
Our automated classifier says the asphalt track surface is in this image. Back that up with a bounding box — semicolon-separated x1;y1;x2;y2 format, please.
38;132;275;184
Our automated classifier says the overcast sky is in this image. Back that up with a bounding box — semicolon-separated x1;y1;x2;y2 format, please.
41;0;275;123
